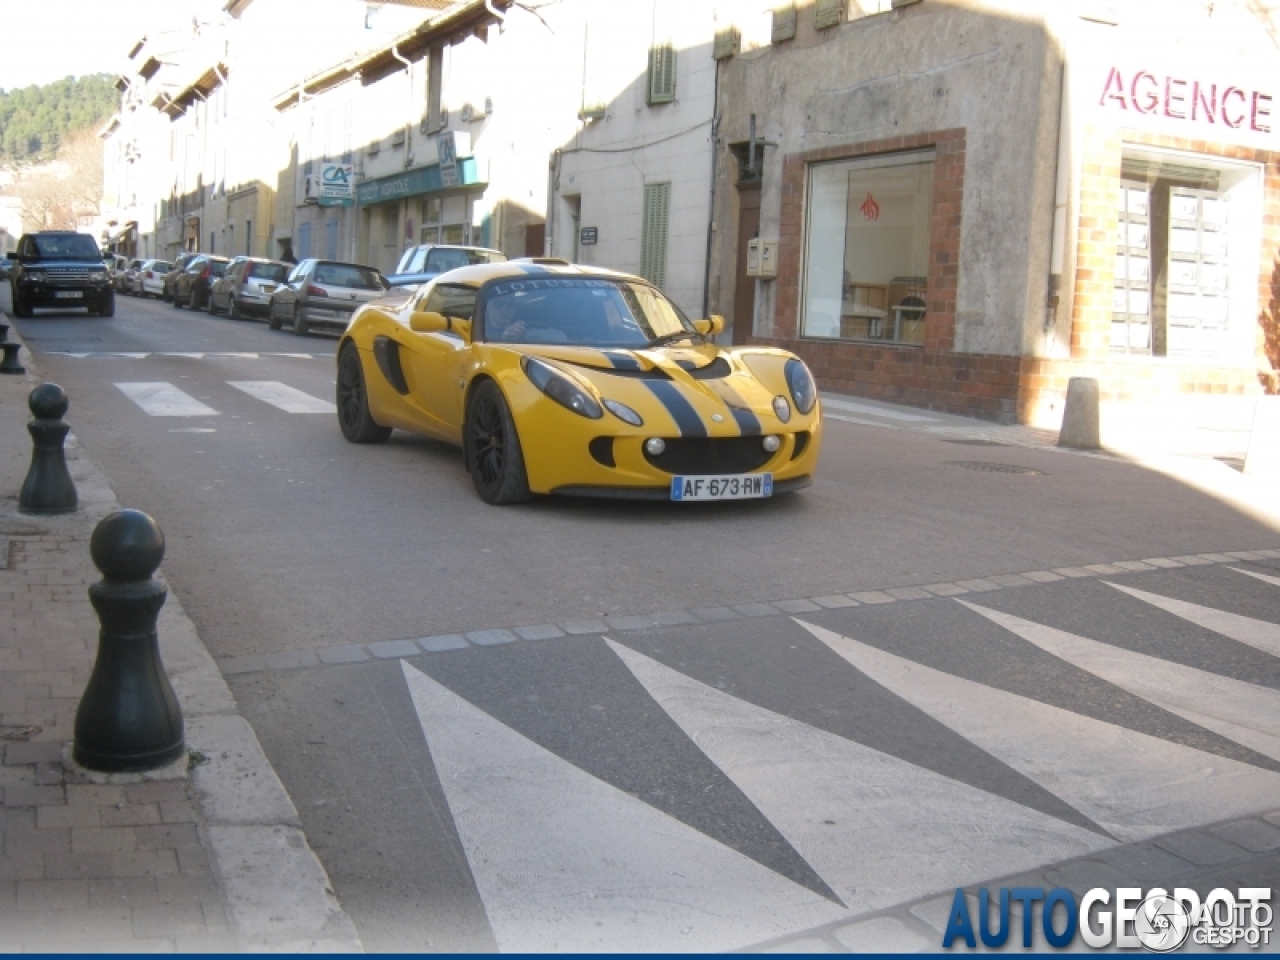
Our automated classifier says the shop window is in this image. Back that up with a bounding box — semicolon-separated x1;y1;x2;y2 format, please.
801;150;934;344
1112;148;1262;359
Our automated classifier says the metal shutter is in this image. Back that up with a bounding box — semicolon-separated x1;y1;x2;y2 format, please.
641;182;671;289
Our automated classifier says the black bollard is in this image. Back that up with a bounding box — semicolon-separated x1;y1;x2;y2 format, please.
0;341;22;375
18;384;76;514
74;510;185;773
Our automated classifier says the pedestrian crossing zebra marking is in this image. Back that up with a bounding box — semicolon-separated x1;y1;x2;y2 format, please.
400;660;849;953
1230;565;1280;589
606;639;1109;916
1106;581;1280;657
114;382;219;417
227;381;335;414
795;618;1280;844
960;601;1280;765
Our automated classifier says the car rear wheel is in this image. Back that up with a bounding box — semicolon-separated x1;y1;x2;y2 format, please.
466;380;532;505
292;305;309;337
206;291;218;315
336;344;391;444
267;302;282;330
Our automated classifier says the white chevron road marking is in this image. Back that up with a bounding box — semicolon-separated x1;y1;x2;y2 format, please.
1105;581;1280;658
960;601;1280;764
796;619;1280;844
114;381;218;417
606;639;1109;915
227;381;334;414
1230;566;1280;589
400;661;847;953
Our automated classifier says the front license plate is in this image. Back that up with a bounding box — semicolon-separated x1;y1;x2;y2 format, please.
54;291;83;299
671;473;773;501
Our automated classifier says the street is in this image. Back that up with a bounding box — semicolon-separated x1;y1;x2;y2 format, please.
4;287;1280;951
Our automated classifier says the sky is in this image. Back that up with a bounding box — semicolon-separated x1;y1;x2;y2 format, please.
0;0;211;91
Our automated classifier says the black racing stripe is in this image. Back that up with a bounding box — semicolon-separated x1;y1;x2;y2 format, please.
644;381;707;437
603;351;642;371
727;406;762;436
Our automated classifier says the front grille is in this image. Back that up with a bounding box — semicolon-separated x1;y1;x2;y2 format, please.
643;436;773;475
48;270;91;284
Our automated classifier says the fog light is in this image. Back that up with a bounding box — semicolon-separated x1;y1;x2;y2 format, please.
762;435;781;453
773;396;792;423
645;437;666;456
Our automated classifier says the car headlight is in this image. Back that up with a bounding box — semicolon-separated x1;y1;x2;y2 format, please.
23;270;45;281
785;358;817;414
90;270;107;281
773;396;791;423
602;398;643;426
521;356;603;419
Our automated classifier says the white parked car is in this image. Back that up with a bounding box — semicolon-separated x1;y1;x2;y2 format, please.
135;259;173;297
266;259;389;337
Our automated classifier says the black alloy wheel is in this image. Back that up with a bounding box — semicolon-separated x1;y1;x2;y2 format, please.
466;380;532;505
336;343;391;444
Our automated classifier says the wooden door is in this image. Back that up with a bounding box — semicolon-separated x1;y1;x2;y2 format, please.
733;183;761;344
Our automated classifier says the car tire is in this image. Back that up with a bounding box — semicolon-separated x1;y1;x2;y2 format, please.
98;295;115;318
292;305;309;337
206;291;218;315
229;296;242;320
267;302;282;330
336;343;392;444
466;380;533;505
12;291;31;318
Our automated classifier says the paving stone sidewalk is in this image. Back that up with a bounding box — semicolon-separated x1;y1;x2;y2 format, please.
0;322;360;951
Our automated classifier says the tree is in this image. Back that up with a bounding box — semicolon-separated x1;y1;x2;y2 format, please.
9;126;104;231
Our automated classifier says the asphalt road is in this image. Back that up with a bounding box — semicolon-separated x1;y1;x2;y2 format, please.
5;286;1280;951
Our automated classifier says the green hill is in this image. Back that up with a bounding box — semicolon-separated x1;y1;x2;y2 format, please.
0;74;118;165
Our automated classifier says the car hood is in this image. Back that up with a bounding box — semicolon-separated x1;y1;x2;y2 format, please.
512;342;793;438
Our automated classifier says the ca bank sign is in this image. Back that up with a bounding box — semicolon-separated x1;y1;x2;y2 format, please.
318;163;354;207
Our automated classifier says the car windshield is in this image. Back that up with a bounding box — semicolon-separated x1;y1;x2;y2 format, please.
252;263;288;282
426;248;506;272
313;263;383;290
33;234;101;260
479;277;694;347
151;261;172;271
209;261;229;277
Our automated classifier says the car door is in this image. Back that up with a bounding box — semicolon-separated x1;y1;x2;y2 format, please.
401;282;476;437
273;261;307;317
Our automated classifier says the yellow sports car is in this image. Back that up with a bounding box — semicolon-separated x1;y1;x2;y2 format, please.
335;261;822;504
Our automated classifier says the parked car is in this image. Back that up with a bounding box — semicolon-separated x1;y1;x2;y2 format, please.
208;257;290;320
116;258;144;294
0;254;14;280
385;244;506;290
172;255;230;310
161;252;200;302
335;261;821;505
8;231;114;317
267;259;389;336
135;259;172;297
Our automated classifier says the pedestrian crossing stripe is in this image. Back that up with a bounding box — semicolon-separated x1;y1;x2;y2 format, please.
1106;581;1280;657
1231;566;1280;589
795;618;1280;844
114;381;332;417
959;601;1280;764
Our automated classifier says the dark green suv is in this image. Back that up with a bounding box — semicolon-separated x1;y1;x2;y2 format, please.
10;231;114;317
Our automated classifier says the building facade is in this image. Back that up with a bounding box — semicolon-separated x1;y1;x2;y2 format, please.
708;0;1280;426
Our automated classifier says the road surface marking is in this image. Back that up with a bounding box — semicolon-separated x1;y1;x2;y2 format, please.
961;601;1280;765
400;660;847;953
795;618;1280;843
606;639;1109;915
114;382;218;417
1229;566;1280;589
1106;581;1280;658
227;381;335;414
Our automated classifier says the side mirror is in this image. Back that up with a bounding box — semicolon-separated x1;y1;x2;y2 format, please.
693;315;725;337
409;310;450;334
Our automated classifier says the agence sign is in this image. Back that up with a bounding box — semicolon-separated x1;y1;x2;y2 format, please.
1098;67;1273;134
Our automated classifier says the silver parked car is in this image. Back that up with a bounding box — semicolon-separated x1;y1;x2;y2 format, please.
267;259;388;337
135;259;173;297
208;257;290;320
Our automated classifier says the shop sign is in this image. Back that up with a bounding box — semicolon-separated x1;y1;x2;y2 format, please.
1098;67;1272;134
355;156;482;206
580;226;598;245
318;163;354;208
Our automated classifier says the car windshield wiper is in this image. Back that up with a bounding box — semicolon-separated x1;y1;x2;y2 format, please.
646;329;703;348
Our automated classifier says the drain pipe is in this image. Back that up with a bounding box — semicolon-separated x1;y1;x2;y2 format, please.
700;56;721;322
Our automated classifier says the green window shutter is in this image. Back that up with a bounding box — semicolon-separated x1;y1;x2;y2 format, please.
647;44;676;104
814;0;843;29
641;182;670;289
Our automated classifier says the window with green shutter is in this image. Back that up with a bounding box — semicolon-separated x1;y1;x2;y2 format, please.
647;44;676;104
641;182;671;289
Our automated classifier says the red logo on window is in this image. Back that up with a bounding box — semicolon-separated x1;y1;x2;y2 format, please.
859;193;880;221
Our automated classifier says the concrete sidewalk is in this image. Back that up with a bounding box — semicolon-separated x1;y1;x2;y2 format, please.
0;319;361;951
